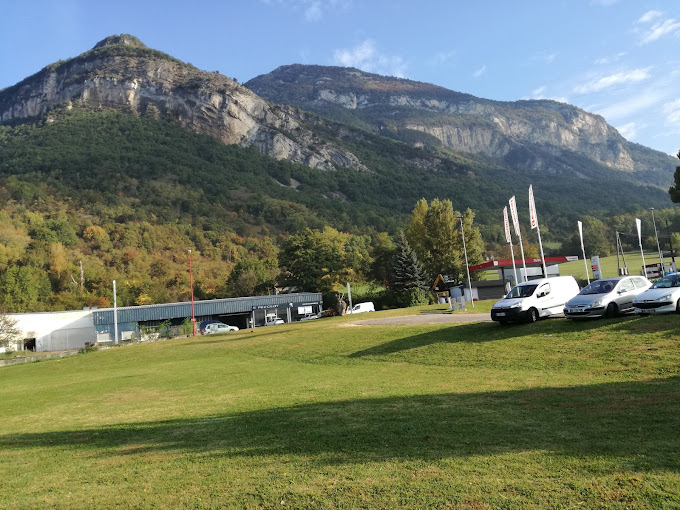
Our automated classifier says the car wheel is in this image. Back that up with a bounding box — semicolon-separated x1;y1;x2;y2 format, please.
676;300;680;314
606;302;619;318
528;308;538;323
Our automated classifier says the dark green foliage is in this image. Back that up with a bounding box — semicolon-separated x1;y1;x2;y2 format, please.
669;151;680;203
390;235;427;293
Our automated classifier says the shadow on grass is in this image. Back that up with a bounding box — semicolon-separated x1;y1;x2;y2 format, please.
3;377;679;471
348;314;663;359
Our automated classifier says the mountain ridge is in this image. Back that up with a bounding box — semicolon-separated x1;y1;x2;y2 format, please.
246;64;675;187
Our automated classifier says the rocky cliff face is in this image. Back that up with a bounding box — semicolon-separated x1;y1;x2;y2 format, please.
0;38;366;173
247;65;673;181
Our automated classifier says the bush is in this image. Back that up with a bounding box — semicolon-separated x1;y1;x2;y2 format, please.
395;288;429;308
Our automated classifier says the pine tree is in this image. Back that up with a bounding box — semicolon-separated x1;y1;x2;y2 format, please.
391;234;428;293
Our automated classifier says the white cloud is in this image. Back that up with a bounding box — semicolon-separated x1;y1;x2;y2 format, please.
637;10;663;24
304;1;322;22
573;67;651;94
532;86;546;97
473;65;486;78
260;0;350;22
594;52;626;65
522;86;568;104
640;18;680;44
595;89;666;120
333;40;407;78
616;122;637;140
429;50;457;66
663;99;680;124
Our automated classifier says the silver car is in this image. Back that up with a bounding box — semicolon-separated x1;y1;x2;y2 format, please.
563;276;652;319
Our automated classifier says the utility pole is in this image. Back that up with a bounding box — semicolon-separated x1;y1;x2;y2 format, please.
188;249;196;336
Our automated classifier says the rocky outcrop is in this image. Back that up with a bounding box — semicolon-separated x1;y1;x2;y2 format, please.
247;65;675;180
0;38;367;173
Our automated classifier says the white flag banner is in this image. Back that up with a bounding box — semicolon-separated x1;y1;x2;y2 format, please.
636;218;642;247
503;206;512;244
509;196;521;236
528;185;538;230
577;220;584;251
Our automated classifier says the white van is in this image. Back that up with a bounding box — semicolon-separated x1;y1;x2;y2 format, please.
491;276;580;324
347;302;375;314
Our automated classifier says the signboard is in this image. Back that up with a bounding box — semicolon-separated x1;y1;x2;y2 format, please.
577;220;584;251
503;206;512;244
528;185;538;230
298;306;313;315
509;196;521;236
591;255;602;280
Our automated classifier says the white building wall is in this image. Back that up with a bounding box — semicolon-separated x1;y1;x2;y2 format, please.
9;310;96;352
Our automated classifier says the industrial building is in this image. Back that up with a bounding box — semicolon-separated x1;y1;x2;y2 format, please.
7;293;323;353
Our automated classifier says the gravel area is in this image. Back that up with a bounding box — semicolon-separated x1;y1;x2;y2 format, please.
344;313;491;326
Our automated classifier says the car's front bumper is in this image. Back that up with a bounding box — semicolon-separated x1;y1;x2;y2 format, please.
491;308;528;322
563;306;605;319
634;301;675;315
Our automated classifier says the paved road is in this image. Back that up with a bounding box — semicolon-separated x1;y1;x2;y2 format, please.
346;313;491;326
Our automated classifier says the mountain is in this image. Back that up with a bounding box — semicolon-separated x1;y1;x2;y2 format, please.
246;64;676;188
0;35;676;312
0;35;366;173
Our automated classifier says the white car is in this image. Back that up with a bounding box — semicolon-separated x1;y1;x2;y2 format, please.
564;275;651;319
346;302;375;314
205;323;239;334
264;318;285;326
633;272;680;315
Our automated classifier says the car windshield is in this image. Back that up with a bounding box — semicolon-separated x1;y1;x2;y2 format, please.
651;274;680;289
580;279;617;295
505;284;537;298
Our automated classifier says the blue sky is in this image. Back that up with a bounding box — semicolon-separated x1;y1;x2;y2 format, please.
2;0;679;155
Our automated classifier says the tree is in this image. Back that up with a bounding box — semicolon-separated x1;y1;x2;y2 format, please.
390;234;429;307
0;314;21;349
404;199;484;283
668;151;680;203
278;227;372;292
562;216;612;257
391;234;428;293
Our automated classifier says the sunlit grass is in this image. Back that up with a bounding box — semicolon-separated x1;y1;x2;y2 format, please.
1;309;679;508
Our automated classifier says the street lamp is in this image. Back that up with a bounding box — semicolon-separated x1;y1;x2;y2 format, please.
650;208;664;277
458;215;474;308
188;249;196;336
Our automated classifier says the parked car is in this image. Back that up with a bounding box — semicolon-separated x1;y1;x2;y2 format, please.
300;309;333;321
491;276;580;324
205;323;239;334
633;272;680;315
346;302;375;314
564;275;651;319
264;318;285;326
199;320;222;335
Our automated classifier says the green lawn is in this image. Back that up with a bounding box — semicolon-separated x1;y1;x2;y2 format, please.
482;251;670;283
1;307;680;508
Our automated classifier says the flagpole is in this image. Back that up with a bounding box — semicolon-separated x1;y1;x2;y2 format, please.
459;215;474;308
509;242;518;285
636;218;647;277
509;196;527;283
578;220;590;284
504;206;519;285
528;185;547;278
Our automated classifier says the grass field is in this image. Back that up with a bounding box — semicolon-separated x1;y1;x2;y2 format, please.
2;304;680;508
483;251;673;283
